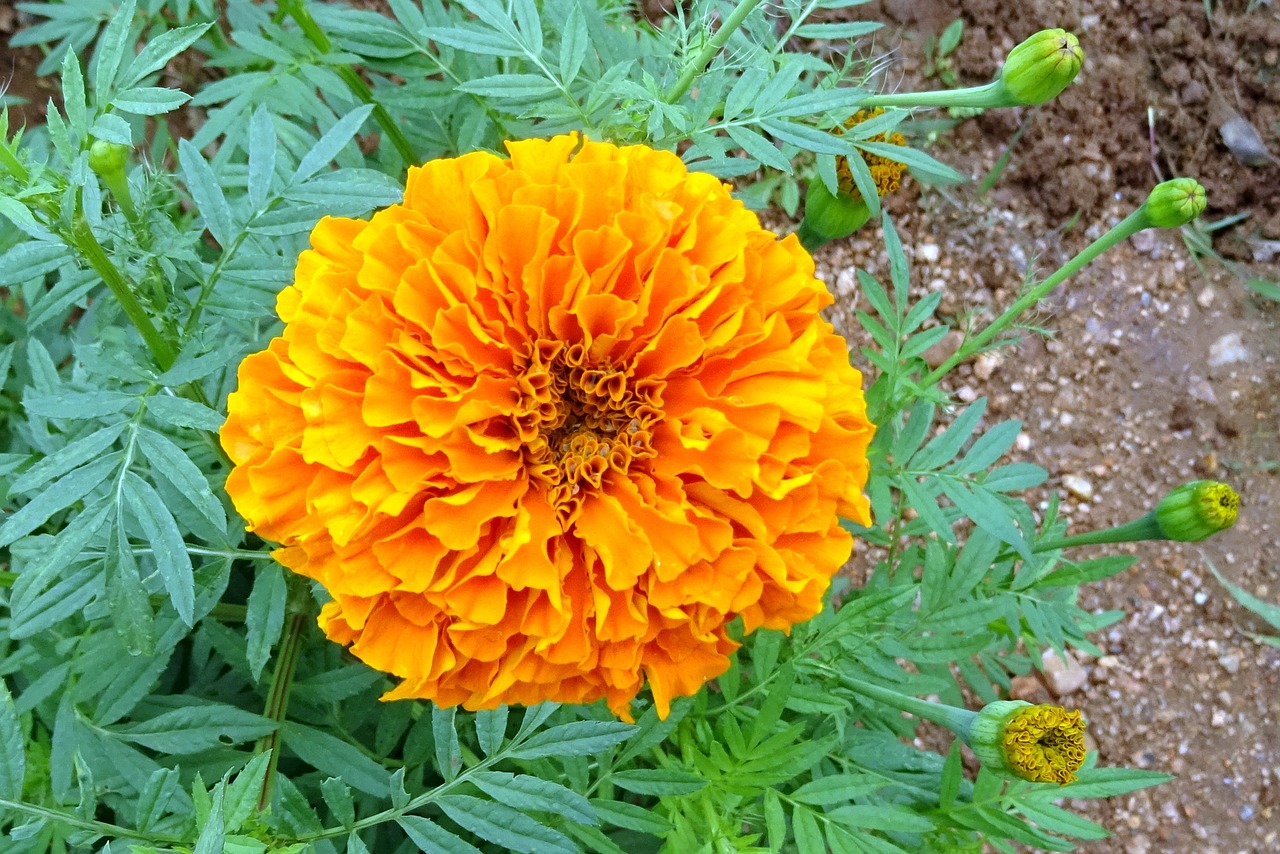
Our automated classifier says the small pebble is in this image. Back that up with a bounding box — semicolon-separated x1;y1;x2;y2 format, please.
1062;474;1094;500
917;243;940;263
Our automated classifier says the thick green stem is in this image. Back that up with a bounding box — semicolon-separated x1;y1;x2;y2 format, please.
824;669;977;735
860;81;1012;110
255;590;309;812
665;0;765;104
66;213;177;371
1034;514;1161;552
283;0;417;167
921;207;1150;387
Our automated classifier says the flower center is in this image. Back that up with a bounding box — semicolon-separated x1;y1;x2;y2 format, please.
514;339;661;516
1001;705;1087;784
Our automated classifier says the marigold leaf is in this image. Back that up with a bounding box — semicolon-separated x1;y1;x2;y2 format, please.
134;428;228;539
0;455;118;548
10;423;125;496
588;798;669;835
121;22;212;88
9;559;102;640
437;794;576;854
558;4;590;85
858;140;967;185
0;682;23;804
145;394;225;432
469;770;597;826
791;774;883;806
912;398;987;470
397;816;483;854
292;104;375;184
456;73;560;99
473;706;508;757
508;720;635;760
321;777;356;827
61;48;87;134
22;391;136;420
725;125;792;172
192;786;225;854
760;118;848;156
764;788;786;850
134;768;181;834
179;139;234;247
110;704;274;755
111;86;192;116
91;0;135;91
223;752;272;834
610;768;706;797
245;565;288;682
422;26;523;57
122;472;195;624
432;705;462;781
282;722;390;797
794;21;883;39
792;805;825;853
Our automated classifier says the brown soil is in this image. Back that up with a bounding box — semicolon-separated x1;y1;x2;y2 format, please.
819;2;1280;852
4;1;1278;852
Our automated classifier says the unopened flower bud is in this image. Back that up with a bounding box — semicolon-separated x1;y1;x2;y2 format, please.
89;139;130;179
1142;178;1207;228
999;29;1084;106
1154;480;1239;542
796;180;872;251
967;700;1087;785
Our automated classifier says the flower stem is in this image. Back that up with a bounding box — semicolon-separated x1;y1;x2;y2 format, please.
1034;515;1162;552
65;211;177;371
860;81;1010;110
822;667;977;735
282;0;417;167
255;586;309;812
921;207;1149;387
665;0;765;104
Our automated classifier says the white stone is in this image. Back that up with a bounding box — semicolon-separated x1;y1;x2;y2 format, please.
1042;649;1089;695
1208;332;1249;367
1062;474;1094;500
918;243;940;263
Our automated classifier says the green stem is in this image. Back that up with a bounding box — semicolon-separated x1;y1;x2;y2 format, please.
823;669;977;735
665;0;765;104
255;588;309;812
1034;514;1161;552
921;207;1150;387
0;799;184;847
283;0;417;167
0;571;16;587
66;212;177;370
860;80;1013;110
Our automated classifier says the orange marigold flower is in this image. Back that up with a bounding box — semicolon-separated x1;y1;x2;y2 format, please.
221;134;875;719
834;108;907;200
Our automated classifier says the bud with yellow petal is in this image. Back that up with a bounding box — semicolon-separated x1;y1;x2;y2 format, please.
998;29;1085;106
966;700;1088;785
1036;479;1240;551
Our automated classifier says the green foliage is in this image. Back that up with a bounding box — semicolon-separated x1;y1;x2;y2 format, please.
1;0;1173;851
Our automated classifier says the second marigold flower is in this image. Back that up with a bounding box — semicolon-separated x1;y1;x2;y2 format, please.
221;134;876;719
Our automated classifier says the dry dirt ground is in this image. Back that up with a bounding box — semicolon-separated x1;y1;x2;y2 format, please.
3;1;1279;853
819;2;1280;852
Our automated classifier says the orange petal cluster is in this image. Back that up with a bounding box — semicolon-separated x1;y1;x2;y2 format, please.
221;134;874;719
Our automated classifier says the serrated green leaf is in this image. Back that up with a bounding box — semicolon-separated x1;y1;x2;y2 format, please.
61;49;87;134
0;682;24;803
282;723;390;796
192;785;225;854
122;471;194;622
858;140;967;185
134;427;227;535
9;561;102;640
470;771;596;826
912;398;987;470
791;774;883;806
293;105;375;184
792;805;824;853
23;391;136;419
764;788;786;850
760;118;848;155
939;479;1029;556
456;74;560;99
589;798;669;835
432;704;461;781
794;21;883;38
321;777;355;827
828;804;934;833
1015;800;1108;840
438;794;575;854
112;86;191;115
92;0;137;91
245;565;288;681
134;767;180;833
223;752;272;833
122;22;213;88
1055;767;1172;799
474;706;508;758
179;139;234;247
939;739;963;808
111;704;275;754
145;394;225;432
422;25;523;56
610;768;706;797
725;124;791;172
0;455;118;547
1209;562;1280;631
508;720;635;760
954;420;1022;474
10;424;126;494
397;816;483;854
246;106;278;212
107;518;155;655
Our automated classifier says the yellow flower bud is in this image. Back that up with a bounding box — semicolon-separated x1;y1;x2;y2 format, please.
1142;178;1207;228
999;29;1084;106
88;139;130;179
967;700;1087;785
1154;480;1239;542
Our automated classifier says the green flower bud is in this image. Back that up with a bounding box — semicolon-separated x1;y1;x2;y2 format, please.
88;139;130;179
1142;177;1207;228
999;29;1084;106
967;700;1087;785
1154;480;1239;542
795;180;872;252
